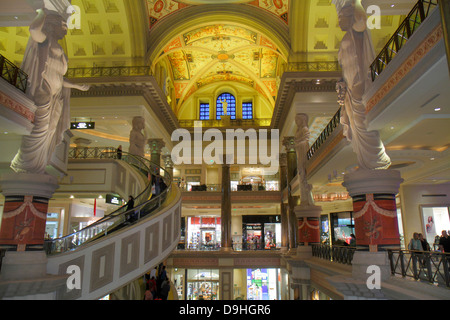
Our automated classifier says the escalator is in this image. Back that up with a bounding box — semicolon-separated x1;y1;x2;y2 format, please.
44;151;182;300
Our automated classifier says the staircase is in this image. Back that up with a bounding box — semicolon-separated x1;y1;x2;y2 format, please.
43;152;181;299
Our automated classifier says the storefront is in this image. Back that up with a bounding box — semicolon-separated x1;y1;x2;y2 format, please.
421;206;450;249
242;215;281;250
330;211;354;245
186;216;221;250
246;268;280;300
320;214;330;245
186;269;220;300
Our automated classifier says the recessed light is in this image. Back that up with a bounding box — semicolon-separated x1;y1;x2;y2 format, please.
434;107;441;111
390;126;394;130
430;158;435;161
70;195;74;198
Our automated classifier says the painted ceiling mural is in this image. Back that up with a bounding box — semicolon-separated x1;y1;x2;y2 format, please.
155;23;286;110
146;0;289;29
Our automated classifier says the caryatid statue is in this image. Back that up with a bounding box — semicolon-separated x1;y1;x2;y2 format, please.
294;113;315;207
10;8;90;174
333;0;391;170
129;116;146;157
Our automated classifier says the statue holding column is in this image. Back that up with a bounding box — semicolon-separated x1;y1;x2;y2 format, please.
129;116;146;157
294;113;315;207
10;8;90;174
333;0;391;170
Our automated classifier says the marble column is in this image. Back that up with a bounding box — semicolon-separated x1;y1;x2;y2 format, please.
279;153;289;252
283;137;298;252
282;137;297;183
221;163;232;251
162;154;174;180
148;138;165;167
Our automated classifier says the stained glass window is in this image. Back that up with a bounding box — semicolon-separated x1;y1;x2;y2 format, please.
216;93;236;120
242;101;253;119
200;103;210;120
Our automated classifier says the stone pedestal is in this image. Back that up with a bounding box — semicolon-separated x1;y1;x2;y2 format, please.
342;169;403;252
221;115;231;127
295;204;322;258
0;173;59;251
0;173;67;299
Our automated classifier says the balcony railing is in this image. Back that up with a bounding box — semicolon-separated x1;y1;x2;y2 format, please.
178;118;272;128
307;107;341;160
66;66;152;78
370;0;438;81
388;249;450;288
284;61;341;72
45;149;171;255
311;244;356;265
0;54;28;93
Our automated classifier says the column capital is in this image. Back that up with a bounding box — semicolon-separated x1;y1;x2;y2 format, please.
147;138;165;153
282;136;296;152
162;154;173;167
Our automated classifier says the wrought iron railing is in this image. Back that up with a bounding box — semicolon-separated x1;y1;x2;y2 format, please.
0;54;28;93
44;150;172;255
284;61;341;72
65;66;152;78
388;249;450;288
307;107;341;160
312;244;356;265
178;118;272;128
370;0;438;81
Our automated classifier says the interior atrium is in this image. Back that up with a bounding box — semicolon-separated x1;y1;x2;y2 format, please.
0;0;449;301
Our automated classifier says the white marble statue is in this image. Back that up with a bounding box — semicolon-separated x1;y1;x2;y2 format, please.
333;0;391;170
10;9;90;174
294;113;315;207
129;116;146;157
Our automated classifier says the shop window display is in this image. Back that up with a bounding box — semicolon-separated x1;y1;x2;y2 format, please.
187;216;221;250
186;269;219;300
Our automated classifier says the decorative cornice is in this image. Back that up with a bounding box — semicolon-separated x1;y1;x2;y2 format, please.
70;79;179;134
270;74;340;130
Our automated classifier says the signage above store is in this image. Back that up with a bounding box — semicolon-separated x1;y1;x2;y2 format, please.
106;194;123;205
70;121;95;129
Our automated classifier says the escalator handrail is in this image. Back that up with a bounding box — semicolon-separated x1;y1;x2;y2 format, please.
44;151;172;255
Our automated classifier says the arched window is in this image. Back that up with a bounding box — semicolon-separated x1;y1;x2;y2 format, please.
216;92;236;120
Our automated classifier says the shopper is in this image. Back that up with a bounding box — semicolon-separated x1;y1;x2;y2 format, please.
144;283;153;300
408;232;422;251
160;276;171;300
116;145;122;159
439;230;450;253
418;233;430;251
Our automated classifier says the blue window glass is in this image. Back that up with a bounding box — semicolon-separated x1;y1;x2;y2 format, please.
242;102;253;119
199;103;210;120
216;93;236;120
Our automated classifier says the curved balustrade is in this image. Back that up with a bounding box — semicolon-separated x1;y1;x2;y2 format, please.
370;0;438;81
307;108;341;160
312;244;356;265
45;150;172;255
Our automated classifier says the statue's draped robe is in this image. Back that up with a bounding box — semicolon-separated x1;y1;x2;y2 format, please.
338;26;391;169
11;35;71;174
